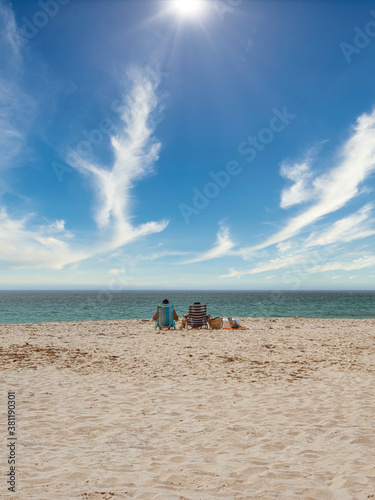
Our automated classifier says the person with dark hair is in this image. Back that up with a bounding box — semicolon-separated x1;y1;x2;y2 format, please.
153;300;178;321
181;302;209;329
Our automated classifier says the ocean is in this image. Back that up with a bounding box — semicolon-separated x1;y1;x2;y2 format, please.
0;290;374;324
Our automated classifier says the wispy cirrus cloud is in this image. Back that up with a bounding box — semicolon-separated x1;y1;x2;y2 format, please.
213;109;375;282
305;203;375;247
220;204;375;279
181;223;235;264
0;0;21;69
135;250;190;262
221;253;304;278
0;208;88;269
280;161;314;208
307;255;375;274
248;108;375;251
221;243;375;280
0;66;168;269
0;1;35;174
71;67;168;252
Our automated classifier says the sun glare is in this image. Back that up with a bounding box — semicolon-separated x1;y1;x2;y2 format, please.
172;0;206;17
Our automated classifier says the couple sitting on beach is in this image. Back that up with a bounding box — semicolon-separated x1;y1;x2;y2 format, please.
154;299;244;330
153;299;209;330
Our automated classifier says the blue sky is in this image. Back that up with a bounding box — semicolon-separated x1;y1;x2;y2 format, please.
1;0;375;290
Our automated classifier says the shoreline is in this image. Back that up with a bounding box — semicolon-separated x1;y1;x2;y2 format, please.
1;315;375;326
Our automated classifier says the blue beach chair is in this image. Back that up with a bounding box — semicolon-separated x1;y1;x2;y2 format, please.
155;304;176;330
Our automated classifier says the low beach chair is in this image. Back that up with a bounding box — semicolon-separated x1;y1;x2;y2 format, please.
186;304;209;329
155;304;176;330
222;317;247;330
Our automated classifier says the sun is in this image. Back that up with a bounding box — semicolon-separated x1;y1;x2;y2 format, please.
172;0;206;17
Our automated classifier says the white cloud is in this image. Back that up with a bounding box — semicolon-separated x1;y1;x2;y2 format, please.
223;202;375;282
0;68;168;269
108;268;125;276
249;108;375;251
280;161;314;208
0;209;87;269
0;1;34;172
306;203;375;247
277;240;293;252
135;250;189;262
181;223;235;264
45;219;69;234
221;253;304;278
307;255;375;274
219;267;240;278
0;1;21;66
218;109;375;283
221;243;375;282
0;0;21;58
71;67;168;252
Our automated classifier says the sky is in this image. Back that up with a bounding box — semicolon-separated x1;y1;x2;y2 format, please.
1;0;375;290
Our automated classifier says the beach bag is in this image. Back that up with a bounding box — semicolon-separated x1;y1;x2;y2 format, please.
228;317;241;328
208;317;222;329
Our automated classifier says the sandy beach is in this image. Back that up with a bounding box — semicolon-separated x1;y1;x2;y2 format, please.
1;317;374;499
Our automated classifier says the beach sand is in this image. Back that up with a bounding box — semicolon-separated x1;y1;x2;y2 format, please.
0;317;374;499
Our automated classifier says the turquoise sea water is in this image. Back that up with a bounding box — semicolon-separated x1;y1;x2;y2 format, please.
0;291;374;324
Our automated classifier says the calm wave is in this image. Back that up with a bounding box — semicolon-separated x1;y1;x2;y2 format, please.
0;290;374;324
